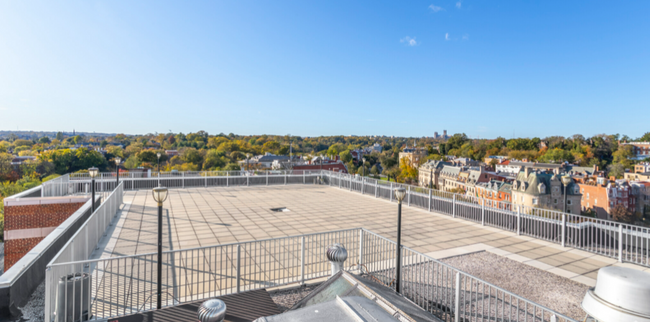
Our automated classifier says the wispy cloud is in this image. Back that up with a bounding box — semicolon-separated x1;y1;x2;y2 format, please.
400;36;418;46
445;33;450;41
456;1;462;9
429;4;444;12
462;34;469;40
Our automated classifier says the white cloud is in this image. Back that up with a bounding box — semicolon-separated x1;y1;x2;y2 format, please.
462;34;469;40
456;1;462;9
400;36;418;46
445;33;450;41
429;4;444;12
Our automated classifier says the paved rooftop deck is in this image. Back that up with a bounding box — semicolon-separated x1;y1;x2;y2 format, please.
98;185;650;287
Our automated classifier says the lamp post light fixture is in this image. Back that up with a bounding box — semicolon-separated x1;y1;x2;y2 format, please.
561;175;572;214
115;157;121;187
157;152;162;174
152;186;169;310
393;187;407;294
89;167;99;212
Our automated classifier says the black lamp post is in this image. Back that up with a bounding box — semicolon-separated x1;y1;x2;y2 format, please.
115;157;121;188
157;152;161;174
362;157;366;177
152;186;168;309
89;167;99;212
246;153;250;171
393;187;407;293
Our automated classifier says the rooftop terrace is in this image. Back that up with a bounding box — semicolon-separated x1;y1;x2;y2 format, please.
101;184;648;285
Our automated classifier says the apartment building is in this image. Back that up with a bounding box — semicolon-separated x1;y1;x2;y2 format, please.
635;162;650;173
475;180;512;208
578;177;636;220
511;168;582;214
625;172;650;181
630;181;650;219
398;147;427;168
418;160;450;188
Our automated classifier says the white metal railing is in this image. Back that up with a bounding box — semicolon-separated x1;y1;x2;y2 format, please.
45;228;360;322
46;228;577;322
50;169;650;268
45;183;124;322
322;171;650;268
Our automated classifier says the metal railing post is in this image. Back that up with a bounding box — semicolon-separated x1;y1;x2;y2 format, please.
359;229;364;273
301;236;305;284
303;171;305;184
375;182;378;198
236;245;241;293
227;173;229;187
452;194;456;218
339;173;342;188
349;175;352;191
205;172;207;187
454;272;461;322
284;171;287;185
266;171;268;185
361;177;364;194
516;207;521;235
618;225;624;262
182;172;185;188
429;189;432;212
482;203;485;226
407;186;410;207
247;173;249;186
561;214;566;247
390;183;393;202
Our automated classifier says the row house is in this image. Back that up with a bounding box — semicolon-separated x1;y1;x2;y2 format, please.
630;181;650;219
625;172;650;181
474;180;513;209
577;177;636;220
511;168;582;214
438;165;462;192
418;160;451;188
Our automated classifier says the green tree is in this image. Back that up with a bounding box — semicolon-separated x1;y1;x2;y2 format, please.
370;165;380;175
56;132;64;141
39;137;51;144
124;155;141;169
340;150;353;163
607;163;625;179
181;148;203;165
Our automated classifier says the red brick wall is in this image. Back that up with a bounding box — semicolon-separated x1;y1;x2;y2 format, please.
5;202;86;230
4;202;86;270
4;237;43;269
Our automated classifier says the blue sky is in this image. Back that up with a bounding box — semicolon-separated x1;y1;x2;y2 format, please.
0;1;648;139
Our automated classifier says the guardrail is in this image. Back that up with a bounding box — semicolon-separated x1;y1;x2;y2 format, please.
323;171;650;268
44;183;124;322
45;228;577;322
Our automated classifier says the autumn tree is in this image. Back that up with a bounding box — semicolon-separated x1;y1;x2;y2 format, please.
611;204;635;224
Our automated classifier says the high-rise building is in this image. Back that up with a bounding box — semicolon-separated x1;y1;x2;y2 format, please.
434;132;439;139
443;130;447;138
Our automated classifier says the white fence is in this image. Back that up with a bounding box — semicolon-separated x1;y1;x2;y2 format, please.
45;183;124;322
323;171;650;268
45;228;577;322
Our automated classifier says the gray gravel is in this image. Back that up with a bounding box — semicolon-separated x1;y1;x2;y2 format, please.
18;280;45;322
441;251;589;321
269;284;321;312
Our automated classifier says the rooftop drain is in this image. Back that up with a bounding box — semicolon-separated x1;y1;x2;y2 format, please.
270;207;290;212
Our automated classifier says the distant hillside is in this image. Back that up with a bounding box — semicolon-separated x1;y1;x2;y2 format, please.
0;131;119;140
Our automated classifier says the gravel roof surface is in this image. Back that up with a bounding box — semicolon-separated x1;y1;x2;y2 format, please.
441;251;589;321
18;280;45;322
268;284;321;312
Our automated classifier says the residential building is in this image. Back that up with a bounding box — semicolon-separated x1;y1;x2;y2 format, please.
578;177;636;220
484;156;508;165
625;172;650;181
620;142;650;160
438;165;462;191
290;160;348;173
511;168;582;214
370;143;383;153
398;147;427;168
475;180;512;208
630;181;650;219
10;156;36;166
165;150;179;157
240;153;290;169
449;157;479;167
418;160;450;188
635;163;650;173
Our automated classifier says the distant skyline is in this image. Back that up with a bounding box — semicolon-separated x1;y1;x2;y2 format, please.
1;1;648;138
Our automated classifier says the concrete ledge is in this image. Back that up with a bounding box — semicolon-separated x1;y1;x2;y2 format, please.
3;196;90;207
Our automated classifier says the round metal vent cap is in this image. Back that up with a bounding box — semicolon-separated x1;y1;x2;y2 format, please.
198;299;227;322
326;243;348;263
581;267;650;322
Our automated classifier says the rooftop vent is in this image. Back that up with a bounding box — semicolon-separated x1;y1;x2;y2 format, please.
326;244;348;276
270;207;290;212
198;299;226;322
582;266;650;322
